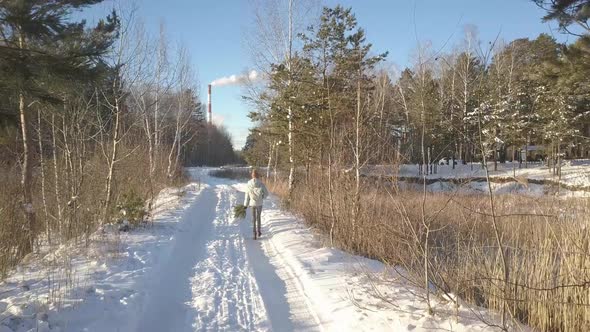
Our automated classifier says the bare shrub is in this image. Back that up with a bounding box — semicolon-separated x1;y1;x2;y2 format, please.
272;169;590;331
0;143;187;277
0;167;28;278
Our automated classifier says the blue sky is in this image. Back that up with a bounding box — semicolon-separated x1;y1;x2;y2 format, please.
85;0;571;149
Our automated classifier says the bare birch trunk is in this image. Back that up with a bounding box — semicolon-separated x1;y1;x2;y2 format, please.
103;93;121;225
166;130;178;178
37;109;51;244
267;141;273;179
17;29;35;253
174;131;182;175
286;0;295;199
19;91;35;252
352;77;361;245
273;145;279;183
143;104;155;200
51;114;63;236
557;139;562;194
154;24;165;154
62;115;75;238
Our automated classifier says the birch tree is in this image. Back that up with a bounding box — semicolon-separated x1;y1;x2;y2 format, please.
0;0;118;252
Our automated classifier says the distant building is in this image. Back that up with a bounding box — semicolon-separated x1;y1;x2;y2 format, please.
521;145;545;161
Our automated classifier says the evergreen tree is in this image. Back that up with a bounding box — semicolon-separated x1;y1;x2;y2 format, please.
534;0;590;35
557;38;590;157
302;5;386;162
535;0;590;156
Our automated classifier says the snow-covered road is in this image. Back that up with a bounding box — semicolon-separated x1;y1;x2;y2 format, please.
128;171;505;332
1;169;510;332
135;174;323;332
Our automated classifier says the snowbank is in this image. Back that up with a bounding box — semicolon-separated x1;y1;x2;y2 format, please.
364;161;590;196
234;182;519;331
0;180;205;332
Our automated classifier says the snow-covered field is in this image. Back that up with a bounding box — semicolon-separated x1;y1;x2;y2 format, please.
364;160;590;197
394;178;589;197
1;168;516;331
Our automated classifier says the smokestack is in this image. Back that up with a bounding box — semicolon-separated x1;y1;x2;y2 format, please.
207;84;212;125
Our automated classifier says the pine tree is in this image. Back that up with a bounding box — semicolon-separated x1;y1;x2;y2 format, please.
558;38;590;157
534;0;590;35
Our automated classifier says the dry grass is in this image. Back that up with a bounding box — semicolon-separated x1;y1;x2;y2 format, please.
268;169;590;332
0;145;187;278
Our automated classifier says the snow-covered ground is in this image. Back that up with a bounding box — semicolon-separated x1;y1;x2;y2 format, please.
1;168;515;331
394;178;590;197
372;160;590;185
364;160;590;196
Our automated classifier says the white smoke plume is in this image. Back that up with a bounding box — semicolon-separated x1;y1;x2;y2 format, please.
210;70;260;87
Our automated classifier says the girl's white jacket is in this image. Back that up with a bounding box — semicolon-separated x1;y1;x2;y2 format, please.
244;178;269;207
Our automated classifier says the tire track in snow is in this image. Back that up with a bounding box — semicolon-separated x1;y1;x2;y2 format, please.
190;184;270;331
135;186;218;332
260;233;325;332
135;177;324;332
237;186;324;332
